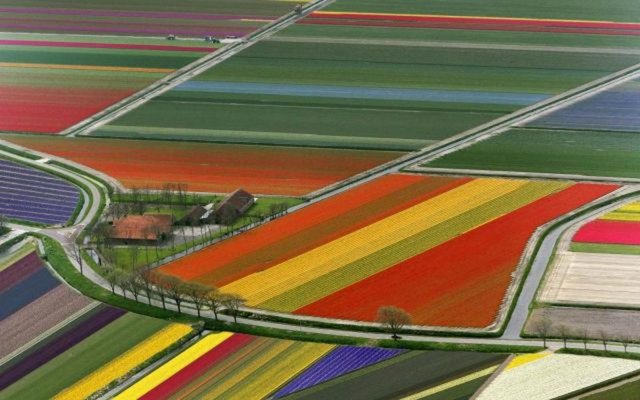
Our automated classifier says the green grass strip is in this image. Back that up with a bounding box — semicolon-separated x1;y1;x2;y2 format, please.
570;242;640;256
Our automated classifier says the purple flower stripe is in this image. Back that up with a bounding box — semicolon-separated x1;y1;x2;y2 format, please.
0;306;126;390
532;88;640;132
0;6;276;21
0;252;42;293
0;159;80;225
0;267;60;320
274;346;406;398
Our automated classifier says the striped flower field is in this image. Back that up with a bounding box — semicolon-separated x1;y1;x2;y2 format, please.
159;174;618;328
0;244;194;399
0;33;214;134
115;332;506;400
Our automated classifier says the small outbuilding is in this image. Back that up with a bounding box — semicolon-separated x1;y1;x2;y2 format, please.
109;214;173;244
178;205;208;226
208;189;255;225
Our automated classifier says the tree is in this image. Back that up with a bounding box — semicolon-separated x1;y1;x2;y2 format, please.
533;316;553;347
137;270;155;306
104;266;119;294
377;306;412;340
163;276;187;313
154;275;169;311
125;271;143;302
184;282;209;318
577;328;589;351
618;333;631;354
556;324;571;349
599;330;610;352
222;293;245;323
206;288;223;321
0;214;6;231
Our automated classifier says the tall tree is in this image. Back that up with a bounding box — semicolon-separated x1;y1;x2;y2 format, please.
377;306;412;340
163;276;187;313
206;288;223;321
222;293;245;323
533;316;553;347
185;283;209;318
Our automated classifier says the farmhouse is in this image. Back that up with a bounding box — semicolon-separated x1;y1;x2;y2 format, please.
208;189;256;225
109;214;173;244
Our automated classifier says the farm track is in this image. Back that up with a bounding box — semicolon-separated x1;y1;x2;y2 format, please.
270;36;640;55
61;0;337;137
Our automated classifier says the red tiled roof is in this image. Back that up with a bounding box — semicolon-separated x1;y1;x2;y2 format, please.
110;214;172;240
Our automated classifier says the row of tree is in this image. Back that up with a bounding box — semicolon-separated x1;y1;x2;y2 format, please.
101;265;246;323
533;316;634;353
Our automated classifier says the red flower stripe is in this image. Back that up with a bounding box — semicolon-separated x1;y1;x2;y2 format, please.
573;219;640;246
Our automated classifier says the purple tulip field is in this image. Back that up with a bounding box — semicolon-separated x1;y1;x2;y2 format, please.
0;158;80;225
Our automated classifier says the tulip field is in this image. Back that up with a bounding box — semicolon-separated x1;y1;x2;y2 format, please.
0;245;194;400
0;1;294;37
1;134;401;196
477;353;640;400
0;33;214;135
114;332;506;399
425;79;640;179
0;158;80;225
539;201;640;307
89;0;640;151
158;174;618;328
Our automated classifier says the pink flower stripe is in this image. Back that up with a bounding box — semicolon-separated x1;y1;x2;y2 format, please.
0;39;213;52
574;220;640;246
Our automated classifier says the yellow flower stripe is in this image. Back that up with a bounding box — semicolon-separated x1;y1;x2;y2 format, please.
223;179;564;306
114;332;233;400
53;324;192;400
260;180;569;311
506;351;550;370
0;62;173;73
601;202;640;222
314;10;625;25
401;365;498;399
202;341;334;400
185;339;291;399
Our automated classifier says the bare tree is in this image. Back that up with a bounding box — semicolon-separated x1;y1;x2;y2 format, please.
377;306;412;340
206;288;223;321
137;269;155;306
154;274;169;311
163;276;187;313
0;214;6;232
556;324;571;349
104;266;119;294
222;293;245;323
125;272;143;302
618;333;631;354
577;328;590;351
129;245;140;270
184;282;209;318
599;330;610;352
533;316;553;347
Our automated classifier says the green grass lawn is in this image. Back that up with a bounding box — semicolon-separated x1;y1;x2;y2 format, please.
0;313;168;400
426;128;640;179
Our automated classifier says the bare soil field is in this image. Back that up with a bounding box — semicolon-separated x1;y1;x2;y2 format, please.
525;307;640;341
540;251;640;307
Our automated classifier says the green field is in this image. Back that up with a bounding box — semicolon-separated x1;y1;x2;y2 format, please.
325;0;640;21
426;128;640;179
93;37;637;150
571;243;640;256
277;24;640;50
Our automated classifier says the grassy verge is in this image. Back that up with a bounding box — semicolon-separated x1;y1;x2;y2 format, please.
0;143;41;160
0;233;27;254
37;234;194;323
559;348;640;361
